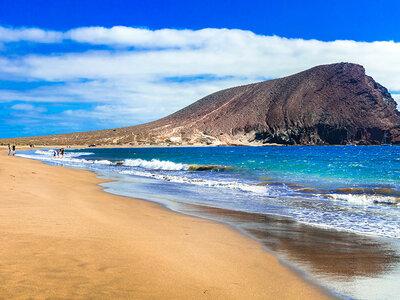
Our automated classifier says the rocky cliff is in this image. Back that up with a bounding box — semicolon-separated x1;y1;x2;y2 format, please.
2;63;400;145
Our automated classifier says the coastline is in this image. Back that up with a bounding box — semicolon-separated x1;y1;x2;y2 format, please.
0;149;332;299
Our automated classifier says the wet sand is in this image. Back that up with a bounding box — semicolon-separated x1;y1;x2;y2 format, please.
0;150;331;299
179;203;400;299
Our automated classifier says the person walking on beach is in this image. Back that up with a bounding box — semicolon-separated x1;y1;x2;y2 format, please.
7;144;12;156
12;144;16;156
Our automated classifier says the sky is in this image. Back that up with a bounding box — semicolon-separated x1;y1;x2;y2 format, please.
0;0;400;138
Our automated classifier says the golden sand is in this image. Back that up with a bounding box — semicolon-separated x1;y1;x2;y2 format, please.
0;149;332;299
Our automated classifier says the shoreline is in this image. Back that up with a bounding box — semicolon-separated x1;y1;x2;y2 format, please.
1;143;396;150
0;149;333;299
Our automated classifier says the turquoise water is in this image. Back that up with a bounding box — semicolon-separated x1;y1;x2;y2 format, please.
20;146;400;238
18;146;400;300
71;145;399;187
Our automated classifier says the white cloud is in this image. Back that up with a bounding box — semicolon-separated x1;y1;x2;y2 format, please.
1;28;400;89
10;103;47;112
0;26;62;43
0;26;399;132
65;26;207;48
10;103;35;110
64;26;270;50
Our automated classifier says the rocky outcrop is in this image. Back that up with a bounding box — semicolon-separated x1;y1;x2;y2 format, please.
2;63;400;145
135;62;400;145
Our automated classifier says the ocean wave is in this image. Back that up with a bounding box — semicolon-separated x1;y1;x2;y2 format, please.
17;151;112;166
122;158;230;172
123;158;189;171
31;150;230;173
333;187;400;197
120;169;272;195
21;150;400;207
327;193;399;205
34;149;55;155
34;149;94;157
188;164;232;171
297;219;400;239
17;148;400;241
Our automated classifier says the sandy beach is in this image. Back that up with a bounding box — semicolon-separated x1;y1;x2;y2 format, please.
0;149;331;299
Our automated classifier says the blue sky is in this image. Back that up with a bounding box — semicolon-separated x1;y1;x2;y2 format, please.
2;0;400;42
0;0;400;138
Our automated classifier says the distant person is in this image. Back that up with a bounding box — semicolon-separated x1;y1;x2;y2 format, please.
56;149;60;158
12;144;16;156
60;148;65;158
53;150;57;157
8;144;11;156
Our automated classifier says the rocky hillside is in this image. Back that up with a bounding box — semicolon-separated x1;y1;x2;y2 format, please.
2;62;400;146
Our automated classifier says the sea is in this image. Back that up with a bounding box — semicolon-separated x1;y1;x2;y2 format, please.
17;146;400;300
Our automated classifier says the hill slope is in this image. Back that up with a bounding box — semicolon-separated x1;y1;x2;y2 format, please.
2;63;400;145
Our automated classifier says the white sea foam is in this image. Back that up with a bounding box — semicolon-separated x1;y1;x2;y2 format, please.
34;149;94;157
327;193;399;205
34;149;55;155
120;169;272;195
17;150;110;166
20;150;400;207
123;158;189;171
297;219;400;239
16;148;400;240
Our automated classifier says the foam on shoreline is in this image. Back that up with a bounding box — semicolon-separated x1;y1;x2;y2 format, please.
15;148;400;241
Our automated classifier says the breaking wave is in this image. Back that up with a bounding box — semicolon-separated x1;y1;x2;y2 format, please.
16;149;110;165
333;187;400;197
121;159;230;172
18;150;230;173
123;158;189;171
15;147;400;240
120;169;273;195
327;193;400;205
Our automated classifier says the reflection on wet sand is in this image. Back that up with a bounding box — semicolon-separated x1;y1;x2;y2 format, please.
180;202;400;284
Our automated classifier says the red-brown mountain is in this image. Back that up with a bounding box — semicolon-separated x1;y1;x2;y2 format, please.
2;62;400;145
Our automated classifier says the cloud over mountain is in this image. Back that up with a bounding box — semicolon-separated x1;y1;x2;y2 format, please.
0;25;399;137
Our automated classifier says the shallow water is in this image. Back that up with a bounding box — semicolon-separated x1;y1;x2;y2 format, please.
17;146;400;299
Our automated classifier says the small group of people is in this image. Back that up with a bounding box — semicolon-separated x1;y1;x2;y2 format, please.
7;144;16;156
53;148;65;158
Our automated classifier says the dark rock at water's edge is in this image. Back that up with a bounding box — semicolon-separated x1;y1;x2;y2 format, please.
2;63;400;145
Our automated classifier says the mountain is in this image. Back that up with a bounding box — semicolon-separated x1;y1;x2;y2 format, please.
2;62;400;146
